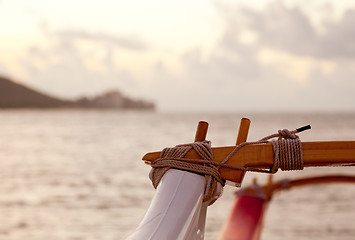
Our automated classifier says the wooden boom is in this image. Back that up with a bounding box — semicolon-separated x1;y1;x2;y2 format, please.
240;174;355;201
142;119;355;184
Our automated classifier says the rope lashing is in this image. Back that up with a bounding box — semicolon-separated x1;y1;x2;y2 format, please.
150;141;224;205
221;125;311;173
149;125;311;204
269;130;303;173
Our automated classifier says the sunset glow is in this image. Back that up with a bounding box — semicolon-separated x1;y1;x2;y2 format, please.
1;0;355;111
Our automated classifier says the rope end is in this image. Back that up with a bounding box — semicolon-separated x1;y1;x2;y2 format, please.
296;125;311;133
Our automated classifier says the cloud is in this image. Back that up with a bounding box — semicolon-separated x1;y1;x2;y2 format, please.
19;26;149;100
52;29;148;51
151;1;355;111
238;1;355;59
39;22;148;51
11;0;355;112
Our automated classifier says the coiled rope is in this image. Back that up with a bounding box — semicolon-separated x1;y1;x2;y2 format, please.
150;125;310;204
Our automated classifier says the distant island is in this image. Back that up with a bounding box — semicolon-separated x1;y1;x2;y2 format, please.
0;75;155;110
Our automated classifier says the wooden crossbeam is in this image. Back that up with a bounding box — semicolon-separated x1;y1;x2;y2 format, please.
142;120;355;184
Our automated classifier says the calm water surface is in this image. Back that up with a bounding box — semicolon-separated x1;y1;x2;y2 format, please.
0;110;354;240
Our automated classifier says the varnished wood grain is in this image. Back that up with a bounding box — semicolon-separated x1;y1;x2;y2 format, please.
143;141;355;183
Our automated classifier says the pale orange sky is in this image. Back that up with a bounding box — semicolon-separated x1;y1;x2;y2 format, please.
1;0;355;112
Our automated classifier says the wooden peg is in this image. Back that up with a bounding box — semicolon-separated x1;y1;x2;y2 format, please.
194;121;209;142
236;118;251;145
220;118;251;184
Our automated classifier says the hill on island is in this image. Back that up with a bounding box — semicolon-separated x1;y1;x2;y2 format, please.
0;76;155;110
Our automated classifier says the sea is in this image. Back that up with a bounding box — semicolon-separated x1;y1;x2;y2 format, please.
0;110;354;240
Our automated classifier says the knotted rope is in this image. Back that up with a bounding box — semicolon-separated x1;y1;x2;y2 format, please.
149;125;310;204
150;141;224;205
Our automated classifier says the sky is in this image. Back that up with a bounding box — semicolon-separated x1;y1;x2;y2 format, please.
1;0;355;112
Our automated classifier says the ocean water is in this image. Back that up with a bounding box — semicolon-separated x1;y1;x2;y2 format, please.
0;110;354;240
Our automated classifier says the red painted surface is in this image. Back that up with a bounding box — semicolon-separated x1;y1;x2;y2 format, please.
216;195;267;240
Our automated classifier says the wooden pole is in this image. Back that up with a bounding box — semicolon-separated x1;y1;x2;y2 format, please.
143;119;355;184
143;141;355;184
262;175;355;200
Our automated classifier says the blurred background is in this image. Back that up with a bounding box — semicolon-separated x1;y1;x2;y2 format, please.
2;0;355;112
0;0;355;239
